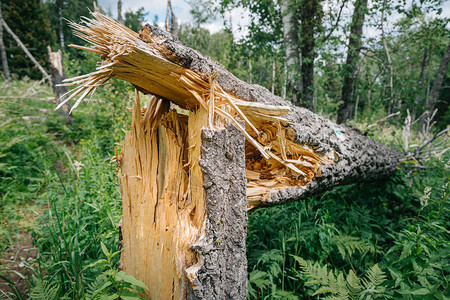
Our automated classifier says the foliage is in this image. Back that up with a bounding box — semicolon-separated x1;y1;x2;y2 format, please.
1;0;55;79
0;80;62;250
293;256;387;299
29;279;59;300
27;79;135;298
124;7;147;32
247;150;449;298
45;0;97;53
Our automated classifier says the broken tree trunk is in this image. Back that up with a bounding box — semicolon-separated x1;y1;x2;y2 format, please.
47;46;73;124
62;12;403;299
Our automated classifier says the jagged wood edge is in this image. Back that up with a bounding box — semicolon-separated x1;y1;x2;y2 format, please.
142;25;403;207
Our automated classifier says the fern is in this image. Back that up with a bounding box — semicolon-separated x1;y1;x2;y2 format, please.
293;256;388;300
247;270;271;299
85;273;111;300
30;279;59;300
360;264;387;299
329;235;375;259
255;249;284;277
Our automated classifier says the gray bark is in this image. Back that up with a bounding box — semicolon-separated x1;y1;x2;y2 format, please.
412;47;429;121
58;5;65;48
337;0;368;124
48;46;73;124
165;0;178;38
429;41;450;110
280;0;302;107
299;0;322;111
0;1;10;83
187;125;247;299
117;0;124;25
419;41;450;132
142;24;403;207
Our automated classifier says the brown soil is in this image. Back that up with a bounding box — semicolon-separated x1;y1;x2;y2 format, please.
0;233;38;299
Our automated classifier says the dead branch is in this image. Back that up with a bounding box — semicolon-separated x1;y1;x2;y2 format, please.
1;19;51;82
366;111;400;130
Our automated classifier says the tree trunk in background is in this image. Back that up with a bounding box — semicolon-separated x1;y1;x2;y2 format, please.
337;0;368;124
412;47;429;121
281;0;302;107
165;0;179;38
48;46;73;124
300;0;322;111
117;0;124;24
419;41;450;132
0;1;10;83
58;3;65;48
66;14;404;298
170;9;179;38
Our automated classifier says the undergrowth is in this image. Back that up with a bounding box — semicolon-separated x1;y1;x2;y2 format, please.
0;78;151;299
247;152;449;299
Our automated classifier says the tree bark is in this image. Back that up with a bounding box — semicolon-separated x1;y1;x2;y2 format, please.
419;41;450;131
65;13;403;299
412;47;429;121
380;0;394;114
47;46;73;124
165;0;179;38
117;0;124;24
299;0;322;111
280;0;302;107
0;1;10;83
429;41;450;109
337;0;368;124
58;2;65;48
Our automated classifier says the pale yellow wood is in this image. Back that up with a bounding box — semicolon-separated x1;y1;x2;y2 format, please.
120;93;208;299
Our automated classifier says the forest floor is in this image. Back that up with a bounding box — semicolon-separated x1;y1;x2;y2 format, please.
0;230;38;298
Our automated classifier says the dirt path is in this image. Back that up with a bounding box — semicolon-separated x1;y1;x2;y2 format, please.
0;232;38;299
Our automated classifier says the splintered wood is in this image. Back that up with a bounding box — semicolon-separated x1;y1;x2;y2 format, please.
62;12;336;210
119;92;207;299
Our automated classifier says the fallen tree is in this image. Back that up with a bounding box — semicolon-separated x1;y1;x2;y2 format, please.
61;12;403;300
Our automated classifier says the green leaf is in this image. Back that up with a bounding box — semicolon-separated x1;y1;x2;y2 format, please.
89;281;111;299
248;270;270;289
120;289;143;300
115;271;148;290
411;288;430;295
100;242;109;258
313;286;333;296
99;294;119;300
400;241;414;260
83;259;108;271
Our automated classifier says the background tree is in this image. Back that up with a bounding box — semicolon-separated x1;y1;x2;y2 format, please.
299;0;323;110
46;0;96;52
1;0;54;79
280;0;302;106
117;0;124;25
124;7;146;32
336;0;368;124
0;0;10;83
